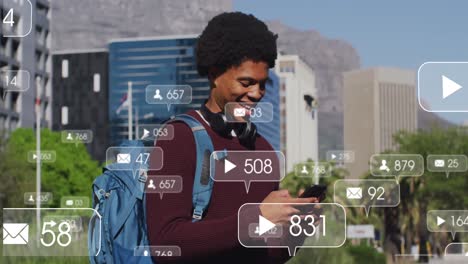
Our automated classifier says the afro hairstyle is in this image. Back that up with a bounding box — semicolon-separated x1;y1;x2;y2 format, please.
196;12;278;77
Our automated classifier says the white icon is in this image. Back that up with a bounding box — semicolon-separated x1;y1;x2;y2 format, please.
254;225;277;235
141;129;150;140
331;153;337;160
28;195;34;202
379;160;390;172
143;250;149;256
32;154;37;160
153;89;163;100
301;165;309;174
434;159;445;168
442;75;462;99
66;133;73;141
346;187;363;200
3;223;29;245
233;107;246;117
147;179;156;190
437;216;445;226
224;159;237;173
117;153;131;164
257;215;276;236
65;200;74;206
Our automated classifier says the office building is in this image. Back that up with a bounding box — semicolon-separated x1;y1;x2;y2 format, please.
0;0;51;132
344;67;417;178
108;35;206;145
108;35;280;149
52;50;109;162
256;70;280;151
275;54;319;172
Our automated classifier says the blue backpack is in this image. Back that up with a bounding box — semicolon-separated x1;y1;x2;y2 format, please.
88;114;218;263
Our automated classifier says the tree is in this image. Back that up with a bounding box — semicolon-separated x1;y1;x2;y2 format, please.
0;128;102;209
368;126;468;263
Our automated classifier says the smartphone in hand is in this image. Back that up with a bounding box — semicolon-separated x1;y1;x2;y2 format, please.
299;184;327;201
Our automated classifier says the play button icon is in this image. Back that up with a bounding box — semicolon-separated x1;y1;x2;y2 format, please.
224;159;237;173
257;215;276;236
437;216;445;226
442;75;462;99
418;62;468;112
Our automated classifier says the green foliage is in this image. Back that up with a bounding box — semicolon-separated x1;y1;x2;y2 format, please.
280;160;348;200
287;247;355;264
0;128;101;208
347;244;386;264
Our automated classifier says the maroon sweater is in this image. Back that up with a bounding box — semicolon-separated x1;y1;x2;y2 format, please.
146;110;290;264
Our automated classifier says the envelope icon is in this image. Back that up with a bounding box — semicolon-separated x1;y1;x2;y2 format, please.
434;159;445;168
117;153;131;164
3;223;29;245
346;187;362;200
234;107;246;117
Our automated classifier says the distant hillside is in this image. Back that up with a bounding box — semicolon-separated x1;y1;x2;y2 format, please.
418;109;454;130
51;0;232;50
266;21;361;113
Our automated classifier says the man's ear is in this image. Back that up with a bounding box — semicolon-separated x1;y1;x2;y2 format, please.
208;67;221;88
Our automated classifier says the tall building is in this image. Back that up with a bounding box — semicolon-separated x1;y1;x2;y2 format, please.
256;70;280;151
343;67;417;178
51;50;109;162
0;0;51;132
108;35;206;145
108;35;280;149
275;54;318;172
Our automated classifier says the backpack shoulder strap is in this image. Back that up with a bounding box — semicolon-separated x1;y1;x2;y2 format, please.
170;114;214;222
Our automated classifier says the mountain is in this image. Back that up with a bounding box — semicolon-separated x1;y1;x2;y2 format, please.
50;0;232;51
266;20;361;113
266;21;361;158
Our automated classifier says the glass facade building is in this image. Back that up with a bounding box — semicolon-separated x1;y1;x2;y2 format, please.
108;35;207;145
108;35;280;149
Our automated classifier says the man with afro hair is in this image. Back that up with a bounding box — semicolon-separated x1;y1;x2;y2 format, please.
146;12;317;264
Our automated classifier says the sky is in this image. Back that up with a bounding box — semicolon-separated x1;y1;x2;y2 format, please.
234;0;468;123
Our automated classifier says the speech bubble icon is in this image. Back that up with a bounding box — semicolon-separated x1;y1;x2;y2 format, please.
370;154;424;182
444;242;468;258
2;0;33;38
145;175;183;199
1;70;30;99
427;210;468;240
137;124;175;141
145;85;192;111
134;245;181;257
210;150;286;193
224;102;274;123
2;208;100;256
238;203;346;256
294;162;332;178
333;179;400;217
427;154;468;178
61;130;93;147
105;146;163;177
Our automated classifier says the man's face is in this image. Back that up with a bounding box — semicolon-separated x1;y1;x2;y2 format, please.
210;60;269;112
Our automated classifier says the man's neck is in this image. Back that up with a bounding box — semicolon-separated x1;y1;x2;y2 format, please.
205;98;222;113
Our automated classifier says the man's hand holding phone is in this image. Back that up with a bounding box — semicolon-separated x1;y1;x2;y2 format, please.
259;190;318;225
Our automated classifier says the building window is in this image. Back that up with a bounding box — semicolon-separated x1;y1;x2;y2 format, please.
93;73;100;92
61;106;69;125
62;59;69;78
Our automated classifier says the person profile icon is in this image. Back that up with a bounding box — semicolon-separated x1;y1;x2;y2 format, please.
153;89;163;100
143;250;149;257
66;133;73;141
379;160;390;172
147;179;156;190
28;195;34;202
301;165;309;174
